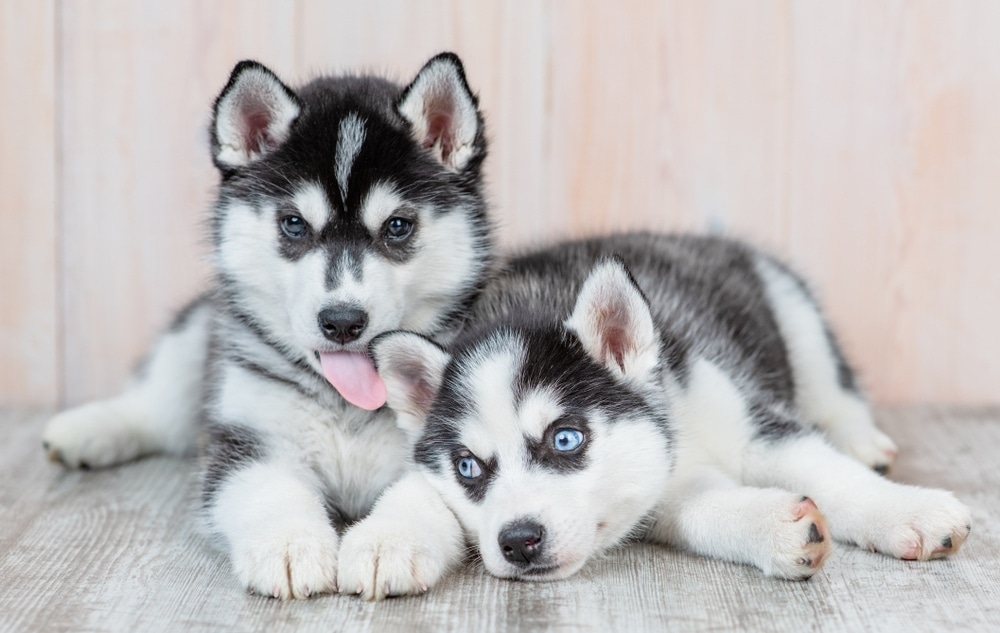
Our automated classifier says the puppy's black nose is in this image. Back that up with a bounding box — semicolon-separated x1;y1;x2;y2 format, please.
318;306;368;345
498;519;545;565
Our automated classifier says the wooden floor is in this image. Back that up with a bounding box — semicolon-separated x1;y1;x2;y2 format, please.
2;408;998;633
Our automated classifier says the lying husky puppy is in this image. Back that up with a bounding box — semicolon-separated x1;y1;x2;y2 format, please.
42;53;491;599
339;233;971;599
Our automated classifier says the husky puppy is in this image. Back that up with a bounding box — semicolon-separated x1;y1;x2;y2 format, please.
41;53;491;599
339;233;971;600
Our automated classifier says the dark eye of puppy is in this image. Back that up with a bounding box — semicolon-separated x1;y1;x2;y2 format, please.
384;216;414;241
279;214;309;239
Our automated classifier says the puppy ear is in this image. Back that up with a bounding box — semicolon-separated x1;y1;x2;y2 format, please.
370;332;452;436
397;52;482;172
211;60;301;170
566;257;659;383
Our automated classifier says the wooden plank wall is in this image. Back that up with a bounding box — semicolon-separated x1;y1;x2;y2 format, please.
1;0;998;408
0;0;57;407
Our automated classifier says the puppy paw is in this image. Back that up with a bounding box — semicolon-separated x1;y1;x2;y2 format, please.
764;496;832;580
42;400;149;469
845;427;898;476
860;488;971;561
809;396;898;474
338;517;450;601
232;524;339;600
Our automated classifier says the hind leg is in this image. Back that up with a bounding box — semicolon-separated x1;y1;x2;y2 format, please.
42;297;211;469
799;388;897;475
755;258;897;472
743;432;970;561
648;467;832;580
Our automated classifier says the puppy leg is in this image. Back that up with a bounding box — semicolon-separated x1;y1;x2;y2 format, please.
649;467;831;580
801;391;897;475
338;471;464;600
755;257;897;472
207;460;339;600
42;298;210;468
744;432;971;560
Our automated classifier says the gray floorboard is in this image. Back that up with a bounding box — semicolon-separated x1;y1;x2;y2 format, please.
1;408;998;632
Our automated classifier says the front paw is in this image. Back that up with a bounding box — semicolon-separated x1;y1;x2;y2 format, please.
764;496;832;580
232;523;339;600
337;516;451;601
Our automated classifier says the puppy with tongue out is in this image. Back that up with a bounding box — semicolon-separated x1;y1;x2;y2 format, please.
319;352;387;411
192;51;495;602
40;51;496;603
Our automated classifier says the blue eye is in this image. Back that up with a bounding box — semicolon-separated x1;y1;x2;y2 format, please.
456;455;482;480
280;214;308;239
553;428;584;452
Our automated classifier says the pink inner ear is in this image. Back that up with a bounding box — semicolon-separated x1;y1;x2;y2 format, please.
597;302;634;372
241;106;275;156
397;358;437;415
423;96;456;162
602;325;632;373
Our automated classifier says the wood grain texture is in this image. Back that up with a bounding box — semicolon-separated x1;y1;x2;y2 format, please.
56;0;297;405
0;0;58;406
1;408;998;632
784;1;1000;405
1;0;998;406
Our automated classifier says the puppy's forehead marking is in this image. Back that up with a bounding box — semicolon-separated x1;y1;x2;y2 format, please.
517;387;564;440
335;112;366;203
326;249;369;297
360;181;407;234
459;334;527;460
292;183;332;232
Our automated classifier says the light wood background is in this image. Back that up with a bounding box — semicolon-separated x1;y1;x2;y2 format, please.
2;0;998;408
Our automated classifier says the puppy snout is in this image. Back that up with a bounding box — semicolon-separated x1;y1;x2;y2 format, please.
318;306;368;345
498;519;545;565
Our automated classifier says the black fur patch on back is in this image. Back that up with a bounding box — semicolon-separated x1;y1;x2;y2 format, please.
201;424;265;506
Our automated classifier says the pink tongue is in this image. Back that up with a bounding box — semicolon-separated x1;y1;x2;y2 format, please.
319;352;387;410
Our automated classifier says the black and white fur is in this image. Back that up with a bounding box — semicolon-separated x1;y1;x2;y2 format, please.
341;234;971;600
42;53;492;599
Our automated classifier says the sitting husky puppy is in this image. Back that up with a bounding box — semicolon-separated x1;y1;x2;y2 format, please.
339;233;971;600
42;53;491;599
